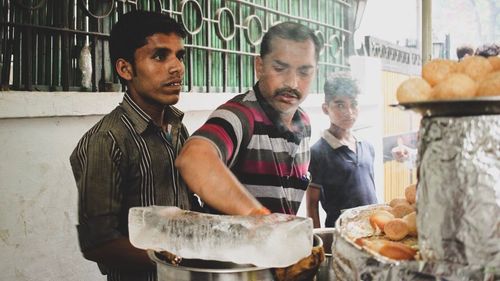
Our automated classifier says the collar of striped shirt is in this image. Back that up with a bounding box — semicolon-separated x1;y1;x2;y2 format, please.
252;83;307;141
121;92;185;135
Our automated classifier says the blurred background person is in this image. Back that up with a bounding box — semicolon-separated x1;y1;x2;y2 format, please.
475;43;500;58
306;72;377;228
456;45;474;60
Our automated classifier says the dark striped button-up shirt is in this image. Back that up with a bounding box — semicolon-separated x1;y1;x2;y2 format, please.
70;93;194;281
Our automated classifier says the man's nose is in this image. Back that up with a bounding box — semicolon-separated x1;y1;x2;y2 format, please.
284;72;299;89
169;57;184;75
344;105;356;116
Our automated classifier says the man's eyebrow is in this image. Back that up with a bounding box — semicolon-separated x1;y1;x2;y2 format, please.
272;59;315;69
298;65;315;69
176;49;186;57
153;47;172;54
273;59;289;67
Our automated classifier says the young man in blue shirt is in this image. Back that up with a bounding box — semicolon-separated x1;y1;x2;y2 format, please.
306;72;377;228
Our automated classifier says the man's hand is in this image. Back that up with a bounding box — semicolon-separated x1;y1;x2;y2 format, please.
247;207;271;216
391;144;411;163
273;243;325;281
156;250;182;266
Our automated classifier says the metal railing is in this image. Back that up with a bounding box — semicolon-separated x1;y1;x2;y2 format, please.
0;0;354;93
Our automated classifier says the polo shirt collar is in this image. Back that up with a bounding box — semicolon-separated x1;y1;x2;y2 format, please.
322;129;359;149
253;82;306;136
121;93;184;135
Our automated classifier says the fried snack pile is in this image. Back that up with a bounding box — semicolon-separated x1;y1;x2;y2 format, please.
356;184;419;261
397;56;500;102
370;184;417;241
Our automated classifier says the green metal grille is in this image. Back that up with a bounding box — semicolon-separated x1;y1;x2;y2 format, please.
0;0;353;93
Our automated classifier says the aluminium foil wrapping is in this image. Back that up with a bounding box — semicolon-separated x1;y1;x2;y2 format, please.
417;115;500;270
332;114;500;280
332;229;497;280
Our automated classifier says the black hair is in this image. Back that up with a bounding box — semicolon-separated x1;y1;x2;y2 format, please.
260;22;322;61
474;43;500;58
323;72;360;103
456;45;474;60
109;10;186;83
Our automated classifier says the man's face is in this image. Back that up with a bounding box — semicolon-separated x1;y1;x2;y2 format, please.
256;38;317;117
124;33;185;109
322;96;358;130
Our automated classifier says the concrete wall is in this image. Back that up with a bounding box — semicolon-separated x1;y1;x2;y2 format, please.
0;58;382;281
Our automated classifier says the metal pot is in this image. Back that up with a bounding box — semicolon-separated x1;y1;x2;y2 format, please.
148;250;274;281
314;228;336;281
148;234;324;281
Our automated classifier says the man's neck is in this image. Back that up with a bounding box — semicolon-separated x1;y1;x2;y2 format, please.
143;103;168;131
328;123;352;142
281;113;295;131
126;91;166;128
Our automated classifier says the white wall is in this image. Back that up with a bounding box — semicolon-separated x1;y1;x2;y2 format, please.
0;115;105;281
0;57;382;281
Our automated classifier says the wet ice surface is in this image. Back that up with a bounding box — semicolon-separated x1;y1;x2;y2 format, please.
129;206;313;267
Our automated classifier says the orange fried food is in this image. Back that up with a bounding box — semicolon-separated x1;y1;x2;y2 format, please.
422;59;457;86
384;218;409;241
389;198;409;208
357;238;417;260
396;78;432;103
404;184;417;204
369;210;395;231
476;71;500;97
457;56;493;81
488;56;500;71
390;203;415;218
431;73;477;100
274;244;325;281
402;211;418;237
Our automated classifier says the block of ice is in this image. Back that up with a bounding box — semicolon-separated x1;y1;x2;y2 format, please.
129;206;313;267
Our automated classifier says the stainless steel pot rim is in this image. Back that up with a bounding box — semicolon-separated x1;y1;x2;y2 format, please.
148;250;270;273
148;234;322;272
313;228;334;257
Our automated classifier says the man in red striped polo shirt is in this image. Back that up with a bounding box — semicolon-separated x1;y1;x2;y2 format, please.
176;21;320;217
176;21;323;279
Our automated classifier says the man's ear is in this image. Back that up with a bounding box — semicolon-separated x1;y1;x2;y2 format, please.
255;56;263;80
322;103;329;115
116;58;133;81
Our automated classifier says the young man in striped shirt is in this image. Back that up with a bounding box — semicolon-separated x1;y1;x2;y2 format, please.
70;11;199;281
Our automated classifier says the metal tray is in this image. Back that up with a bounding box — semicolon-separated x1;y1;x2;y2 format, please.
390;96;500;117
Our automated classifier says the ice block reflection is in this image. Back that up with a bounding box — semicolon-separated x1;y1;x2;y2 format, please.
129;206;313;267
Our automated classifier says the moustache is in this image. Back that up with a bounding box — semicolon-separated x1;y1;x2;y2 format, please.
273;87;302;98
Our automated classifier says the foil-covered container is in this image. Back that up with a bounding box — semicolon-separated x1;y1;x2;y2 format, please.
332;204;399;280
417;115;500;268
332;205;500;280
331;114;500;280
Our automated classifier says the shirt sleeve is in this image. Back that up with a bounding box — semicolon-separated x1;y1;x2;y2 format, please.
70;130;124;251
308;145;324;189
191;101;253;167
